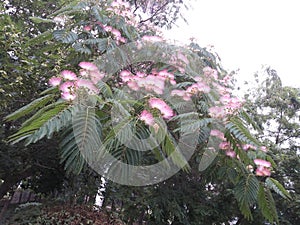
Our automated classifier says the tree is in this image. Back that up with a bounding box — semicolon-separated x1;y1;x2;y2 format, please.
1;1;291;224
243;66;300;224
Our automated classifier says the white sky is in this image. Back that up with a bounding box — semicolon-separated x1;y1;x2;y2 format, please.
164;0;300;88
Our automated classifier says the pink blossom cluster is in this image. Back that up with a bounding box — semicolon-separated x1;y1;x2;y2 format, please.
218;140;272;176
49;62;103;101
119;69;176;94
203;66;218;80
142;35;163;42
254;159;271;176
218;141;236;158
85;21;127;45
139;98;174;126
210;129;225;140
220;94;244;114
107;0;137;26
169;51;189;73
242;144;268;152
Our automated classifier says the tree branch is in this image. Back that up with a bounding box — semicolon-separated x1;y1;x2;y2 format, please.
138;1;169;24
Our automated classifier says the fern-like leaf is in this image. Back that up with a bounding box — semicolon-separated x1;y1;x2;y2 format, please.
234;174;259;220
53;29;78;44
257;184;279;223
265;177;292;200
25;106;74;145
5;94;55;121
174;118;212;133
226;117;260;146
8;102;68;144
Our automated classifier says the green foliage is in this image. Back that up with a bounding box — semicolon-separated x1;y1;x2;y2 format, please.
234;174;259;220
226;116;260;147
265;177;292;200
53;29;79;44
4;94;55;122
257;184;279;223
8;101;69;144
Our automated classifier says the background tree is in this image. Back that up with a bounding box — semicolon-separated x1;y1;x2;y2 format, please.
243;66;300;224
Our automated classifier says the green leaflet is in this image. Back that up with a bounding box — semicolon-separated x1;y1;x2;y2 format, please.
173;118;212;133
48;0;82;17
162;130;190;172
60;106;102;175
29;16;55;24
265;177;292;200
53;29;78;44
25;30;53;46
8;101;68;144
257;184;279;223
234;174;259;220
226;116;260;146
25;105;74;145
4;94;55;121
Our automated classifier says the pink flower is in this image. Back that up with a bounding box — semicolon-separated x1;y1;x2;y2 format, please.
83;25;92;31
255;166;271;176
49;77;62;87
111;29;121;38
79;62;98;71
137;75;165;95
203;67;218;79
226;97;243;111
61;92;76;101
186;82;210;94
226;150;236;158
242;144;256;151
127;81;140;91
89;70;105;84
76;79;99;94
61;70;77;81
120;70;131;77
260;146;268;152
142;35;163;42
254;159;271;168
59;81;76;93
149;98;174;119
210;129;225;140
103;26;112;32
219;141;230;150
209;106;226;119
139;110;155;126
158;70;176;85
118;36;127;43
196;82;210;93
171;90;191;101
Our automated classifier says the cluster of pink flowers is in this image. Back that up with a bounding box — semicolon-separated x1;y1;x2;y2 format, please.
149;98;174;119
203;66;218;80
220;94;244;114
107;0;137;26
218;140;272;176
85;21;127;45
218;141;236;158
139;110;155;126
254;159;271;176
49;62;103;101
142;35;163;42
210;129;225;140
139;98;174;126
119;69;176;94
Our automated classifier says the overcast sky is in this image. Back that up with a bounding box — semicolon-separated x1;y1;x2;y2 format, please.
164;0;300;88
